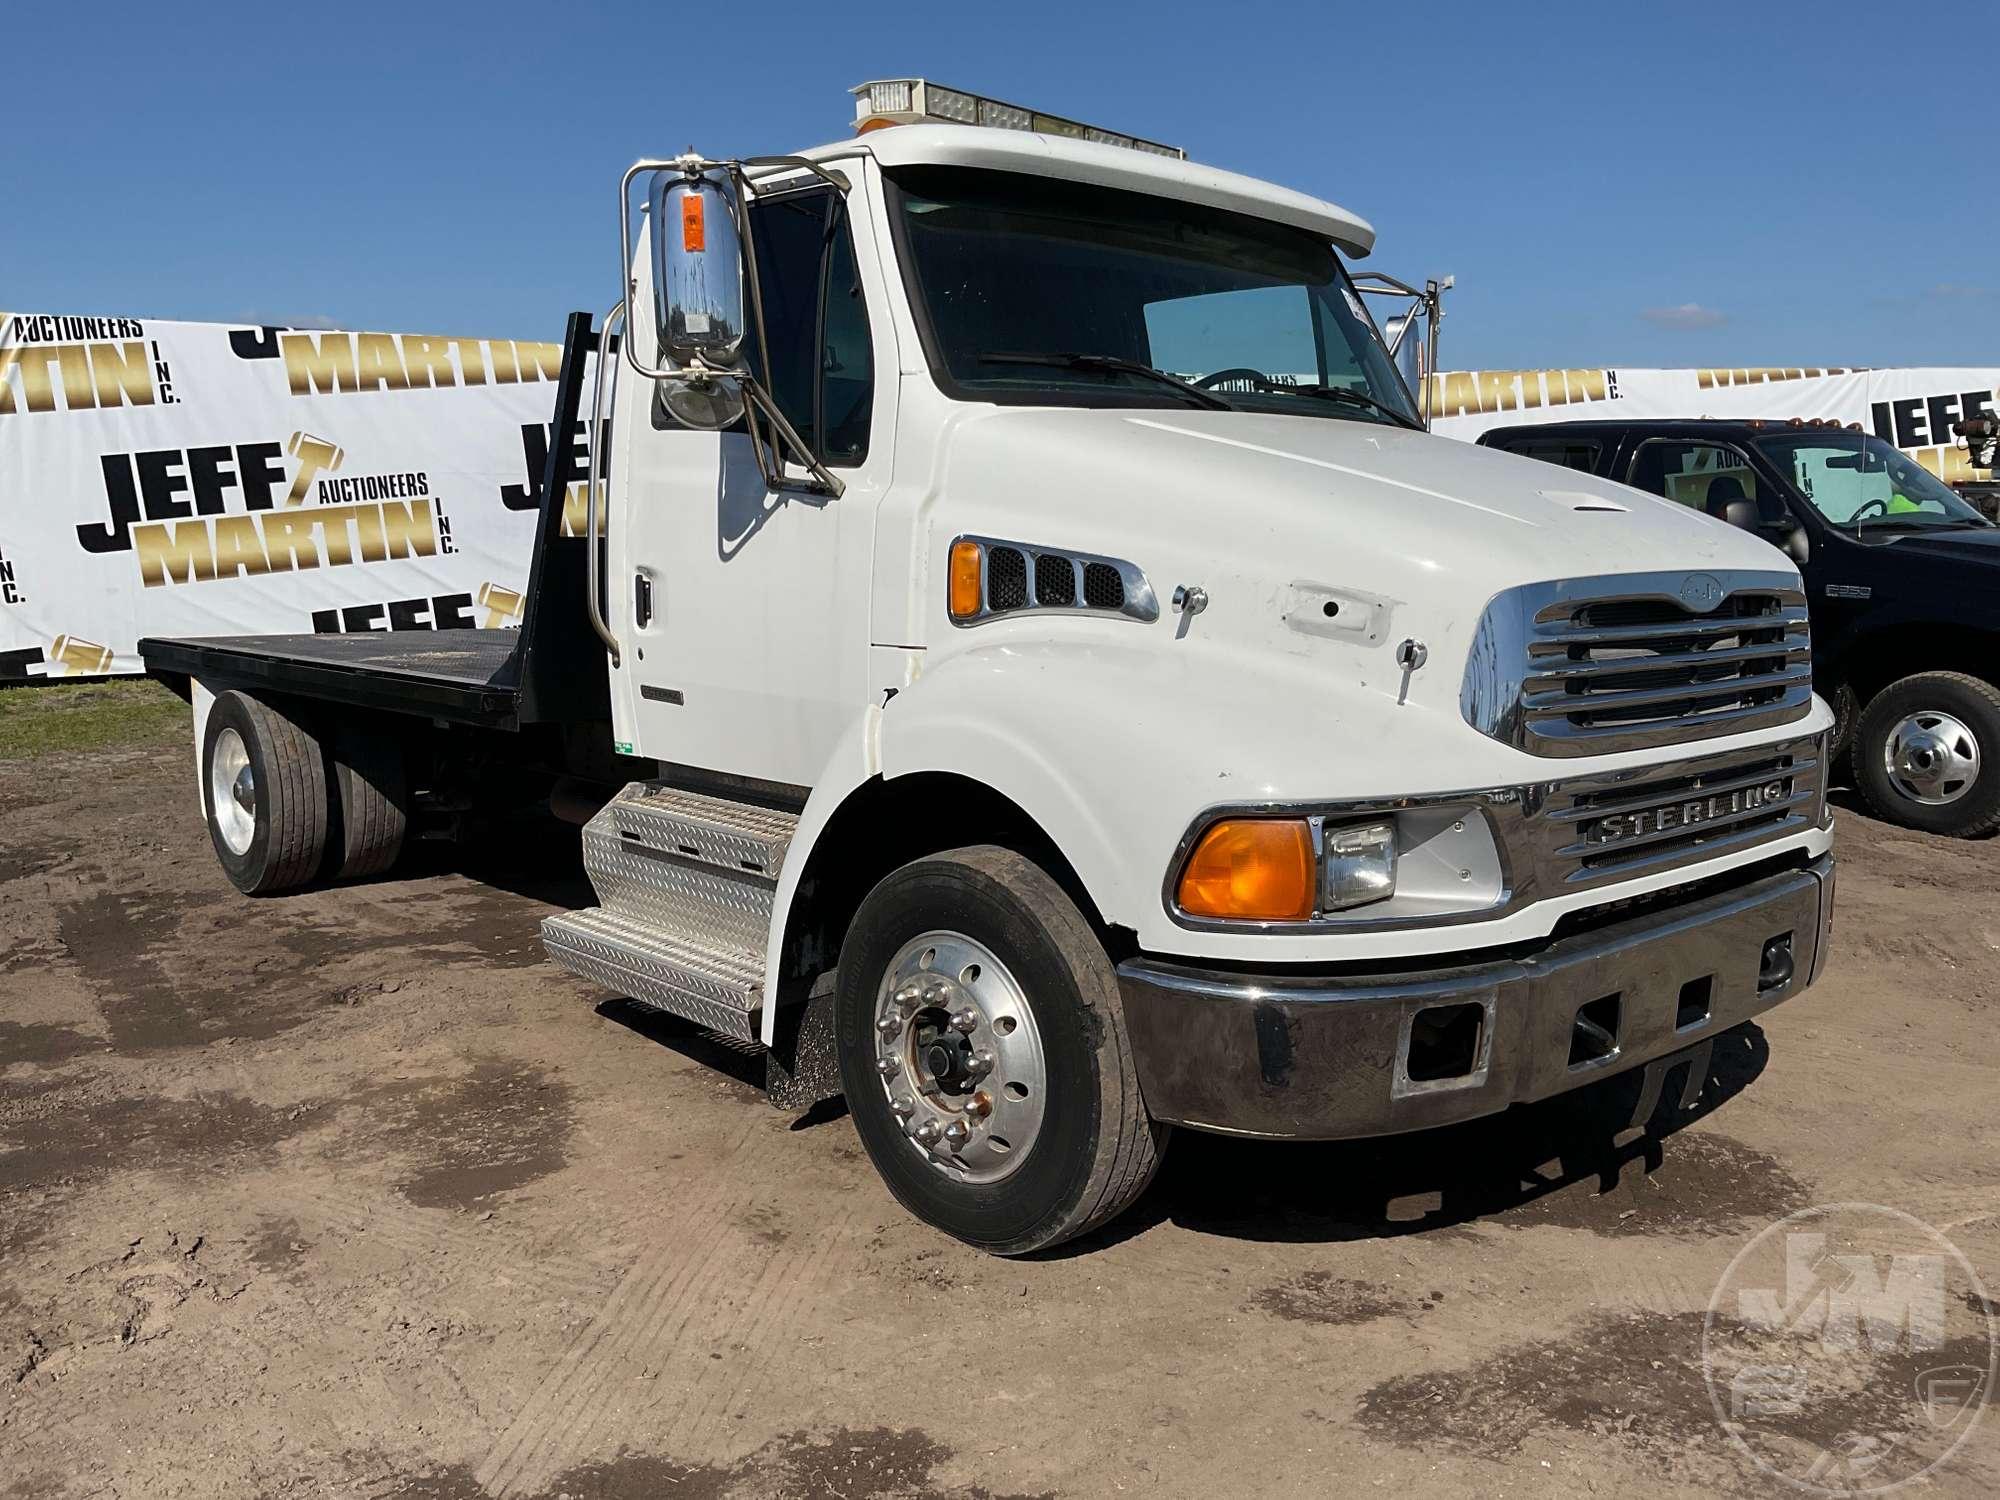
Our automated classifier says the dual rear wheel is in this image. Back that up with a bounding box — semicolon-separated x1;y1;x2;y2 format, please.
200;689;409;894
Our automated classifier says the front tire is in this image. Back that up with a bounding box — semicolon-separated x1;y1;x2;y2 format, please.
835;846;1166;1255
1853;671;2000;837
202;690;329;894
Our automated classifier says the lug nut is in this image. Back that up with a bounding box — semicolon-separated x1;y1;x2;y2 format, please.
962;1091;991;1119
913;1118;943;1146
968;1049;996;1077
876;1057;899;1079
943;1120;971;1149
951;1008;979;1034
894;983;923;1012
890;1096;915;1119
876;1014;903;1037
924;982;949;1005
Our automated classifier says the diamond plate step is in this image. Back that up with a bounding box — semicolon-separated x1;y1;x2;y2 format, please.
541;907;765;1041
581;782;799;954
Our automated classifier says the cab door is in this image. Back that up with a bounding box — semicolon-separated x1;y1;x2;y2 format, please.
608;181;886;788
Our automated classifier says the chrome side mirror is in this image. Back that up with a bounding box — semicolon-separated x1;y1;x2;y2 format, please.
647;168;747;429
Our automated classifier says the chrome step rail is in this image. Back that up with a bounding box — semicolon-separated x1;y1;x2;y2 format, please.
540;782;799;1042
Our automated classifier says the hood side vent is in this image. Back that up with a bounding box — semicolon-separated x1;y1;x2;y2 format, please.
949;536;1160;627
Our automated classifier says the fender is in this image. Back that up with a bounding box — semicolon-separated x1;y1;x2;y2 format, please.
761;701;883;1046
762;633;1334;1037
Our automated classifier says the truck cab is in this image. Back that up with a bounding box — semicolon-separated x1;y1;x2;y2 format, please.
149;82;1835;1254
1483;416;2000;836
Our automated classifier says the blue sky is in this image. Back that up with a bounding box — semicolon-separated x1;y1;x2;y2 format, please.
4;0;1991;369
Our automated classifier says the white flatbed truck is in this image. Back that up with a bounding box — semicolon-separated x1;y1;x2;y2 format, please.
143;80;1836;1254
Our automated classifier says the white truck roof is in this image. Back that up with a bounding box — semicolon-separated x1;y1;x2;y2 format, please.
799;124;1376;258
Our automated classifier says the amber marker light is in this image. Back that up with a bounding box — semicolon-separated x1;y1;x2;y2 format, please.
1177;819;1316;922
949;540;984;620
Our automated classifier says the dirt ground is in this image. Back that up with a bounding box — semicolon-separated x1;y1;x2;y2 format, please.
3;710;1997;1498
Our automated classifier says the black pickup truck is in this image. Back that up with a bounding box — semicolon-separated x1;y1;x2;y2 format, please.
1482;417;2000;838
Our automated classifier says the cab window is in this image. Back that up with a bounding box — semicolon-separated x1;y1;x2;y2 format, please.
1625;439;1762;518
744;190;873;467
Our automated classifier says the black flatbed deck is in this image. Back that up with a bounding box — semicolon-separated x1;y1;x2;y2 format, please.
141;631;527;726
137;312;616;734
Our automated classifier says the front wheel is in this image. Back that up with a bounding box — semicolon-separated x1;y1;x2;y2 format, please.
1853;671;2000;837
835;846;1166;1255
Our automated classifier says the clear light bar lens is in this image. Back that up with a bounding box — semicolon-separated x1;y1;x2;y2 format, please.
977;98;1032;132
925;84;978;124
862;80;912;117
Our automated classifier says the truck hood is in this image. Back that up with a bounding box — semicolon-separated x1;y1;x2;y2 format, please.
924;405;1806;779
938;404;1787;586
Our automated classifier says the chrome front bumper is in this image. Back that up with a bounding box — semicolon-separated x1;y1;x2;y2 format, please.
1117;854;1834;1139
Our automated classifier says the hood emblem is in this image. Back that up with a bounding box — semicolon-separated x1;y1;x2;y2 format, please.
1679;573;1724;611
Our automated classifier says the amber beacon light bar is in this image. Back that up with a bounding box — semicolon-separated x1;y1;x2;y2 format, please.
851;78;1185;159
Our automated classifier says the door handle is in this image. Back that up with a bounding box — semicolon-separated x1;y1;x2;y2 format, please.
634;572;654;629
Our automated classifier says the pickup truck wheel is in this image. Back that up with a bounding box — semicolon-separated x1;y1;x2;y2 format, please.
835;846;1167;1256
1854;671;2000;837
202;690;329;894
328;726;408;879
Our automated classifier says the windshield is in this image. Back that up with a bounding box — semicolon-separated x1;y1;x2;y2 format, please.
1755;433;1990;531
888;166;1420;427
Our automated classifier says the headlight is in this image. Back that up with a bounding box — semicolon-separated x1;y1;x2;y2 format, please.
1321;818;1397;911
1171;806;1505;927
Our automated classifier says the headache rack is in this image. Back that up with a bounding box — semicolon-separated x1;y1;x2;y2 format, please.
1462;571;1813;757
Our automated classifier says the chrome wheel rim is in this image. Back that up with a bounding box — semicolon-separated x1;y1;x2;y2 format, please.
210;727;257;855
873;930;1047;1184
1883;710;1980;806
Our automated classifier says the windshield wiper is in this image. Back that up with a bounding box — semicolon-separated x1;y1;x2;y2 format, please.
1283;383;1426;432
978;352;1233;412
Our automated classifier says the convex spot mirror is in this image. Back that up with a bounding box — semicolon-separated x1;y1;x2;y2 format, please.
648;169;748;429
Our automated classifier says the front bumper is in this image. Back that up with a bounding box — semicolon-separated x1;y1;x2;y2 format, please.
1117;854;1833;1139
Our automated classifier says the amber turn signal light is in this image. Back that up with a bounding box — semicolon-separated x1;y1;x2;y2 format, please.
1177;819;1315;922
949;540;983;619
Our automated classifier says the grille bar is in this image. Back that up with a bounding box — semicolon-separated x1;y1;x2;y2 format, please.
1527;640;1810;685
1523;663;1812;719
1526;608;1807;650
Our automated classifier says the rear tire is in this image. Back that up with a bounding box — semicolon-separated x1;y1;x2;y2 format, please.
1853;671;2000;837
835;845;1166;1256
201;690;329;894
328;725;408;879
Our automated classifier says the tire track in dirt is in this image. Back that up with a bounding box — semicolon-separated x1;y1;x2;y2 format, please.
471;1115;773;1496
654;1206;865;1456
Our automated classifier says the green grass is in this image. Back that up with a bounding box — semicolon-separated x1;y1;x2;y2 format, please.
0;677;190;761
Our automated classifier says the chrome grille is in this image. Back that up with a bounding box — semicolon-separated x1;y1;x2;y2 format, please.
1463;570;1813;757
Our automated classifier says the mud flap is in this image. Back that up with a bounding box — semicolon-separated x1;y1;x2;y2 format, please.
1627;1036;1715;1131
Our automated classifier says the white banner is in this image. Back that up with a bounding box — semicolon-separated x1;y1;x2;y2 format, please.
0;312;595;680
1426;365;2000;486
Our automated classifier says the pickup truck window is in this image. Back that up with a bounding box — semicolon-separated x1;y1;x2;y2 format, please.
1625;438;1764;518
744;190;873;466
1755;433;1987;531
1492;436;1600;473
887;166;1418;427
